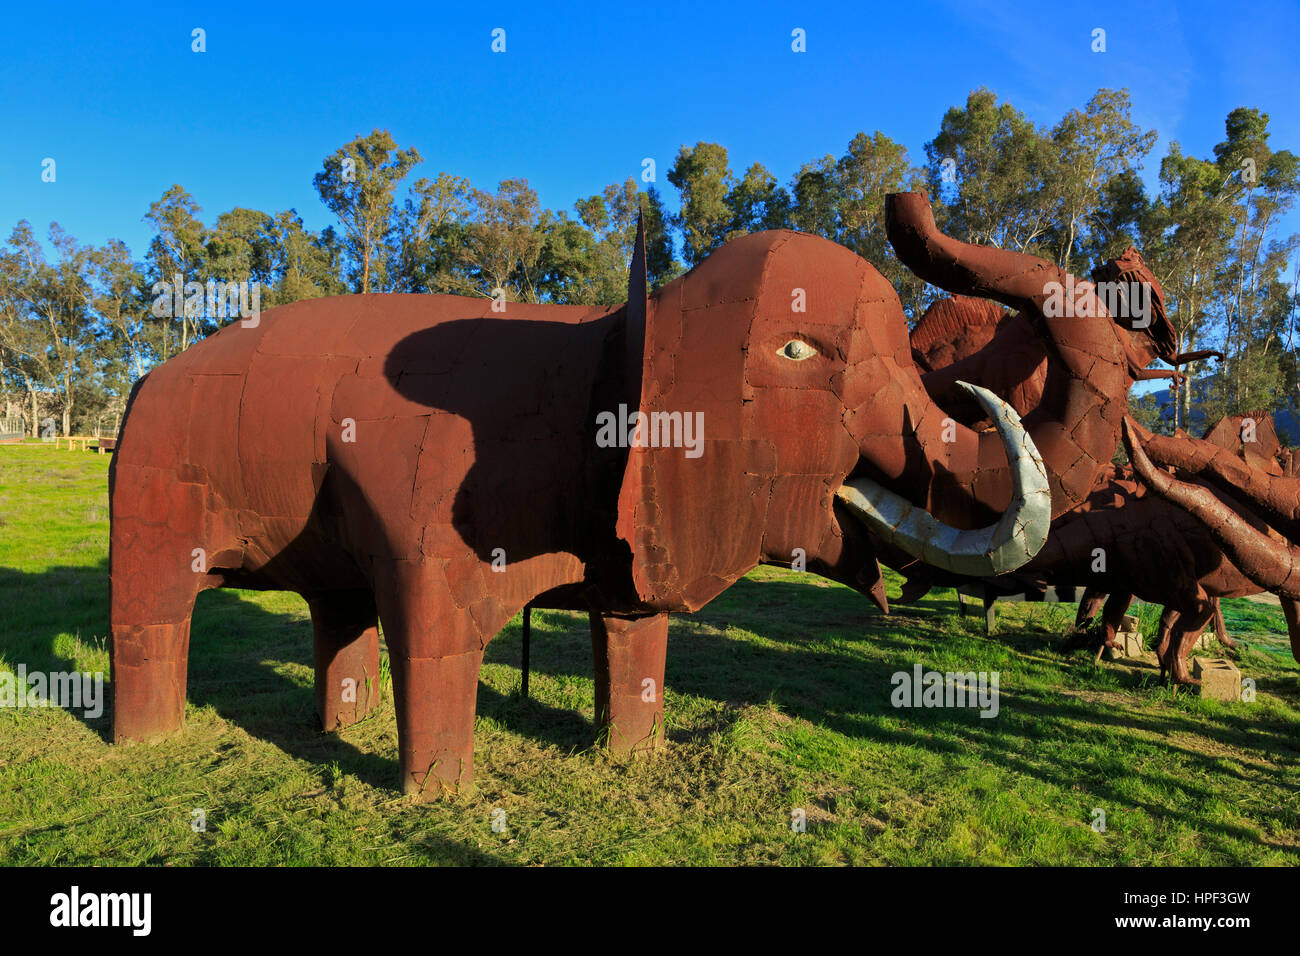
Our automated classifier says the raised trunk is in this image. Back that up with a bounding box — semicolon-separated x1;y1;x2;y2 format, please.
878;192;1135;526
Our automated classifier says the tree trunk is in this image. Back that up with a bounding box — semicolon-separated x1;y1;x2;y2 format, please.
362;222;372;294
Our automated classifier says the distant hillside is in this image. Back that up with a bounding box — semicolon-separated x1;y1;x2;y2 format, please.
1147;373;1298;444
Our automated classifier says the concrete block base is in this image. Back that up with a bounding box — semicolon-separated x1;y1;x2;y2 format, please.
1192;657;1241;702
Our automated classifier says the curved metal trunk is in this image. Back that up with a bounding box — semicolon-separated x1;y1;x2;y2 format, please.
1124;419;1300;600
876;193;1138;529
1135;423;1300;541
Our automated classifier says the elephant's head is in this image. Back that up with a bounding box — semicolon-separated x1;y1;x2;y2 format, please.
610;195;1058;613
1089;247;1175;366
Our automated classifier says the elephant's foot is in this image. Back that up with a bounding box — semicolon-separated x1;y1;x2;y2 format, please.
309;592;382;731
591;612;669;756
403;751;475;801
111;621;191;741
317;628;382;730
394;647;482;799
1167;659;1200;687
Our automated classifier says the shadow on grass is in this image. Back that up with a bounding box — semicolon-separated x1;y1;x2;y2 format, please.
6;561;1298;857
500;575;1300;857
0;559;601;794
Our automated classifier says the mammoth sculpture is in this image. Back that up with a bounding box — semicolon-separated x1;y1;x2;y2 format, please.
1124;419;1300;661
901;296;1279;684
911;250;1223;430
111;191;1150;797
1072;413;1287;655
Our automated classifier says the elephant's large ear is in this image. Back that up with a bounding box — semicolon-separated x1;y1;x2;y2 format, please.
614;231;774;612
624;213;647;407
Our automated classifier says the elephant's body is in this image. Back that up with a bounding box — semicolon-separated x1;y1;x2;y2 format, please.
114;292;615;594
111;293;630;789
109;194;1139;795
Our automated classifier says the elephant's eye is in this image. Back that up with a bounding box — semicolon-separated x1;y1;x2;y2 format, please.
779;339;817;361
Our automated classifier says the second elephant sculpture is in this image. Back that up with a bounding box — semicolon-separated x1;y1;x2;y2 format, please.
903;294;1285;683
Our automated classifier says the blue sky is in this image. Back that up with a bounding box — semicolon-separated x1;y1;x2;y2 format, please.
2;0;1298;258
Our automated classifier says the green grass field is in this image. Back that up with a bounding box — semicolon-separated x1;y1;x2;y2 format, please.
1;443;1297;865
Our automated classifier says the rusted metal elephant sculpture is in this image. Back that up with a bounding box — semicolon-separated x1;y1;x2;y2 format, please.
112;193;1074;797
1124;419;1300;661
897;272;1292;684
1073;413;1285;654
528;203;1185;740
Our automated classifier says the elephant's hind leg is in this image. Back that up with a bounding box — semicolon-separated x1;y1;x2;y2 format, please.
590;612;669;755
308;590;382;731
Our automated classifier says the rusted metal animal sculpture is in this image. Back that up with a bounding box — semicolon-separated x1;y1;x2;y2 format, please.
113;193;1077;797
1124;419;1300;661
912;249;1222;430
899;281;1284;684
528;203;1186;738
1072;414;1283;652
1029;465;1272;683
1074;587;1234;652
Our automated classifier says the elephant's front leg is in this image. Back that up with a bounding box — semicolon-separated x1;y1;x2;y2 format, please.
590;612;669;755
373;559;489;799
308;590;382;731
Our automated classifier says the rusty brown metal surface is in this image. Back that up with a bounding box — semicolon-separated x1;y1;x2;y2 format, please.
1028;464;1265;683
910;295;1006;373
911;246;1198;429
1135;420;1300;541
1125;420;1300;610
904;284;1274;684
590;612;669;754
110;192;1177;794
